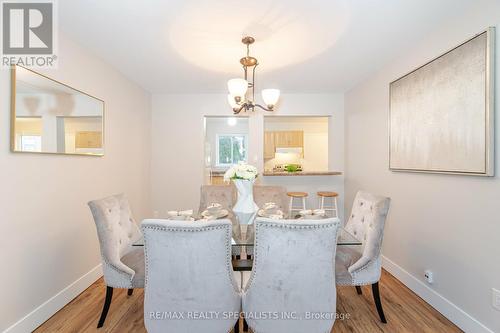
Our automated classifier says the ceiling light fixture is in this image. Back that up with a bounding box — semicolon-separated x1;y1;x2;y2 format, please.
227;36;280;114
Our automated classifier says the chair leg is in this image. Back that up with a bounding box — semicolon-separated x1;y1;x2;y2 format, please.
371;282;387;323
333;197;338;218
355;286;362;295
234;318;240;333
127;288;133;296
97;286;113;328
243;318;248;331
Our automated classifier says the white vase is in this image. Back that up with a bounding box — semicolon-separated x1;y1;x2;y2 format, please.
232;179;258;225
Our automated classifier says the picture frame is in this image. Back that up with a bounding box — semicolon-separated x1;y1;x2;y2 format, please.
389;28;495;176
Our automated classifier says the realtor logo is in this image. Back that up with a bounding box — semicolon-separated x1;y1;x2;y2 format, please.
1;0;57;68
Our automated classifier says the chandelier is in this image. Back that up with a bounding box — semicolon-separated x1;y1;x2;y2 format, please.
227;36;280;114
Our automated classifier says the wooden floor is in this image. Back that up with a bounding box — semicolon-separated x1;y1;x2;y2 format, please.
35;270;461;333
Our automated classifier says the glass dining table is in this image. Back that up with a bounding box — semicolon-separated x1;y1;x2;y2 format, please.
133;225;361;272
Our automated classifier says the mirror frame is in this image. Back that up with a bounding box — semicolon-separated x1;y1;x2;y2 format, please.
10;65;105;156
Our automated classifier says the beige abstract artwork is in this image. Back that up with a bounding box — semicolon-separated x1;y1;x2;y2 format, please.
389;29;494;176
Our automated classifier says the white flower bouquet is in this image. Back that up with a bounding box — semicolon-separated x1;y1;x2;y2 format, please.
223;162;258;182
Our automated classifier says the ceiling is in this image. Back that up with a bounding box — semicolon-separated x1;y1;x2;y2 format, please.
59;0;475;93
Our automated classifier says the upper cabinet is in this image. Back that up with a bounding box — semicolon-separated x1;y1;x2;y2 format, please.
264;130;304;159
274;131;303;148
75;131;103;149
264;131;276;159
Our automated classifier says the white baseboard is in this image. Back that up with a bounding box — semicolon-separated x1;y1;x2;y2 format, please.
382;255;493;333
2;258;493;333
2;264;103;333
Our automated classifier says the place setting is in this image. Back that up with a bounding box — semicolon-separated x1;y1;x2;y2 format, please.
298;209;326;219
164;204;230;221
166;209;195;221
200;203;229;220
257;202;284;219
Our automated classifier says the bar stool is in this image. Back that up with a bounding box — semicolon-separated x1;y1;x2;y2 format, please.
287;192;308;218
317;191;339;218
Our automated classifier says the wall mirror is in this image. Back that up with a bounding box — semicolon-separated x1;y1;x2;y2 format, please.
263;116;329;173
204;116;249;184
11;65;105;156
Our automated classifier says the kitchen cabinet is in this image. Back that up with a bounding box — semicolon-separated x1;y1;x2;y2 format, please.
264;130;304;159
210;175;225;185
75;131;102;149
264;131;276;159
274;131;303;148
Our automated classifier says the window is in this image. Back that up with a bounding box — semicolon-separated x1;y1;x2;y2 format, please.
216;134;248;166
21;135;42;152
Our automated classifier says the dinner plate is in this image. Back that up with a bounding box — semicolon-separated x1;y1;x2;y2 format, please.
201;209;229;219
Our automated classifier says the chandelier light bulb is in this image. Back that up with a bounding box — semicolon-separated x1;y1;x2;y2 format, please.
227;94;239;109
227;78;248;99
261;89;280;108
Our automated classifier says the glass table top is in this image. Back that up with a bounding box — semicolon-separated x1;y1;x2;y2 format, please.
132;227;361;247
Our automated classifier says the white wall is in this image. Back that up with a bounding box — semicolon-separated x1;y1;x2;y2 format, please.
344;2;500;332
151;93;344;219
0;32;151;332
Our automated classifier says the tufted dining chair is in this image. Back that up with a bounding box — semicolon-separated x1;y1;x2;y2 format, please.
198;185;239;234
88;194;144;328
244;185;289;258
253;185;289;214
336;191;391;323
198;184;245;261
198;184;236;212
142;218;241;333
243;217;340;333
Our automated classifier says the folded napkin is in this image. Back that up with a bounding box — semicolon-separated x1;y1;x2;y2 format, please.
166;209;193;220
167;209;193;216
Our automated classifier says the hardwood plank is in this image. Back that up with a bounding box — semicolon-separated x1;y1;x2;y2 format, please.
35;269;462;333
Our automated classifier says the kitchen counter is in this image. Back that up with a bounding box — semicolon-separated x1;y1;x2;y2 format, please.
263;171;342;176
